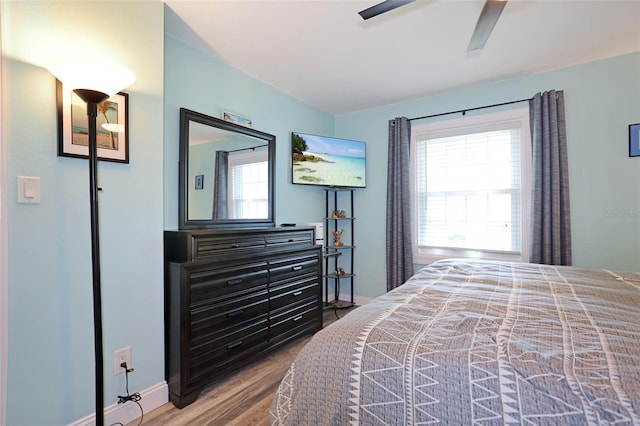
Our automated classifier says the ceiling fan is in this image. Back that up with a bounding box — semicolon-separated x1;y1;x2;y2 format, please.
358;0;508;51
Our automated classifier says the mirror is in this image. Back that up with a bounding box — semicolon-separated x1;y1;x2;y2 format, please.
179;108;275;229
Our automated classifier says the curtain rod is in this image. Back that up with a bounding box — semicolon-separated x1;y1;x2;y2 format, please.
226;144;268;153
409;97;532;122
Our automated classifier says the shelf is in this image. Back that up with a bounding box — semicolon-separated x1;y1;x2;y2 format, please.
324;299;355;310
325;272;355;279
324;187;354;193
324;187;356;309
323;251;342;258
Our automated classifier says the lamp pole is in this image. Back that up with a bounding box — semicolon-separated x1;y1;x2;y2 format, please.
46;59;134;424
74;89;110;426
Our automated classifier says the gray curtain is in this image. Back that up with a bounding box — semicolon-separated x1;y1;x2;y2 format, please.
386;117;413;291
212;150;229;219
529;90;572;265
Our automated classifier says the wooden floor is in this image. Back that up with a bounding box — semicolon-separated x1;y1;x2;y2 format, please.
133;306;355;426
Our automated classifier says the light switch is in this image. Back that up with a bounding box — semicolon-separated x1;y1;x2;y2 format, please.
17;176;41;204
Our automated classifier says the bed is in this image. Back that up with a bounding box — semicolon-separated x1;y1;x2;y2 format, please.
269;259;640;425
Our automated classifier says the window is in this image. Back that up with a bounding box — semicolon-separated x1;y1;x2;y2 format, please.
411;108;531;264
228;151;268;219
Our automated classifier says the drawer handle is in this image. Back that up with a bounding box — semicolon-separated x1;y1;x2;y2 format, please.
227;310;244;318
230;244;239;248
227;278;243;286
292;266;303;271
288;239;294;243
292;291;303;297
227;341;243;350
293;315;303;322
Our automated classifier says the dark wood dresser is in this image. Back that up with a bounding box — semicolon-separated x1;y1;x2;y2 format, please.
164;226;323;408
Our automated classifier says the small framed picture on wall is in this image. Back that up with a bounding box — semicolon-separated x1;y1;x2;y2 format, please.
195;175;204;190
629;123;640;157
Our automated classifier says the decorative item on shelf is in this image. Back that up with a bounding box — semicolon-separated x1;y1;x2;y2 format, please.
332;229;344;247
336;267;345;276
332;209;346;219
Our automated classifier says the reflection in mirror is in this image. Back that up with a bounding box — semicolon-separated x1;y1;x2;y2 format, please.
188;122;269;220
179;108;275;229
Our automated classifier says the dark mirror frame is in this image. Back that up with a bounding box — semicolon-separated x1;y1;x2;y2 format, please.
178;108;276;229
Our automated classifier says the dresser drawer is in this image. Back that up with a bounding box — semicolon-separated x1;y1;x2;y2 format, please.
269;251;320;288
165;228;316;262
187;260;268;304
190;290;270;345
269;278;318;312
190;318;269;369
269;299;321;345
188;320;269;385
265;229;314;248
193;234;266;259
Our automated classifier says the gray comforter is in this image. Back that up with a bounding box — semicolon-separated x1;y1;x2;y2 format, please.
270;259;640;425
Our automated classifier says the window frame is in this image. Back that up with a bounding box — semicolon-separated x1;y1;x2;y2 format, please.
227;150;269;219
410;107;532;265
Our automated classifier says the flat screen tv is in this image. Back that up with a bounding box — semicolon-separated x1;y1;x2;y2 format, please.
291;132;366;188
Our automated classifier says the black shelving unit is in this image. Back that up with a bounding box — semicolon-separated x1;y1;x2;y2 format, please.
324;188;355;309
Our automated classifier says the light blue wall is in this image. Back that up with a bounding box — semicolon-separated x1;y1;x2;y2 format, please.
163;34;335;230
336;52;640;298
4;1;165;424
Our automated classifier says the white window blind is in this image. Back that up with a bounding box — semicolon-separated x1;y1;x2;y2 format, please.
228;151;268;219
411;107;531;263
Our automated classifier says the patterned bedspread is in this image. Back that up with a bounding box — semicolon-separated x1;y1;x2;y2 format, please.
270;259;640;425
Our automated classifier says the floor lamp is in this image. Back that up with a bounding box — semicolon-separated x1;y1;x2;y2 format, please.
46;60;135;425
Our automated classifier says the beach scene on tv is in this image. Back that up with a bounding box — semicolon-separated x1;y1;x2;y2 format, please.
292;132;366;188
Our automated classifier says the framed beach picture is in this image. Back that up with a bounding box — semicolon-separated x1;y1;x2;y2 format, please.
222;110;252;128
630;123;640;157
56;79;130;163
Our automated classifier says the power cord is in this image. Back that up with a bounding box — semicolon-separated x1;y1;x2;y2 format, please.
118;362;141;404
113;362;143;426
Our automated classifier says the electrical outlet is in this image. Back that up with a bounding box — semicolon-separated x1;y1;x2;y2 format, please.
113;346;132;375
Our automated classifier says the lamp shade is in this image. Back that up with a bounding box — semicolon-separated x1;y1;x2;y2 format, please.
46;57;135;97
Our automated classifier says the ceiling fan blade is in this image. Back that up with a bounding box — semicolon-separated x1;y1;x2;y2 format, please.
359;0;415;20
468;0;508;51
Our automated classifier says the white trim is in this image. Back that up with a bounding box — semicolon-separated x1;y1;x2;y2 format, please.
519;110;532;263
0;1;9;422
68;381;168;426
227;150;269;219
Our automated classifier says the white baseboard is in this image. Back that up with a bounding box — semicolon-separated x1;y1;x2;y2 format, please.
69;381;168;426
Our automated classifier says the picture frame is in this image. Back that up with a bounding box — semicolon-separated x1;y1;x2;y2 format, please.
195;174;204;190
56;79;130;163
629;123;640;157
222;110;252;128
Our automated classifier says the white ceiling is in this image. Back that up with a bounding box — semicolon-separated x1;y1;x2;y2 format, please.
164;0;640;115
